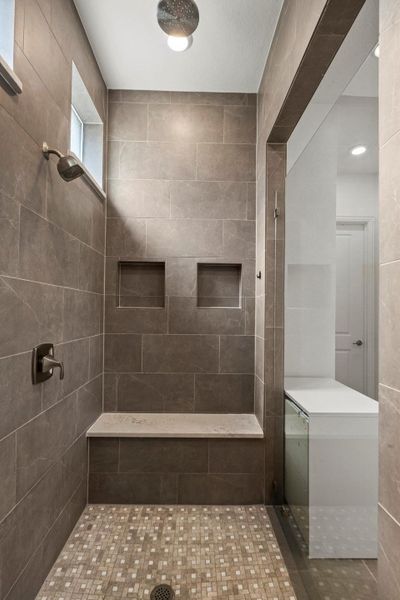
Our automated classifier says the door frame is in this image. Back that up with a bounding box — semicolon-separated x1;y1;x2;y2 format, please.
336;216;377;398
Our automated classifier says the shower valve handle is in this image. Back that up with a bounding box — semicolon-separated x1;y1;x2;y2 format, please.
42;354;64;380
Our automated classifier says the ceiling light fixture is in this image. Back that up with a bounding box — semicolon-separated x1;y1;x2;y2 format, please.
157;0;199;52
167;35;192;52
351;145;367;156
373;45;380;58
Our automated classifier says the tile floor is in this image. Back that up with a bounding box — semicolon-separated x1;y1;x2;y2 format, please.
36;505;297;600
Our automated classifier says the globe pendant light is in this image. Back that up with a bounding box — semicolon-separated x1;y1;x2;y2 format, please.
157;0;199;51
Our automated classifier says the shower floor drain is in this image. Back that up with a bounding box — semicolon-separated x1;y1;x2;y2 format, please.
150;584;175;600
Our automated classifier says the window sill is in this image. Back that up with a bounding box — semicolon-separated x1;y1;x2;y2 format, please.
69;151;106;201
0;55;22;95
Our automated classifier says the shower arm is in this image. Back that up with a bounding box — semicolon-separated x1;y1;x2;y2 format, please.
42;142;63;160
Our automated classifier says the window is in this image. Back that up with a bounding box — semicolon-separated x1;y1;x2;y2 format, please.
0;0;21;94
70;63;104;188
0;0;15;68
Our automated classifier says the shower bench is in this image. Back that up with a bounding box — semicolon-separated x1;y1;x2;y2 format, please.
86;413;265;504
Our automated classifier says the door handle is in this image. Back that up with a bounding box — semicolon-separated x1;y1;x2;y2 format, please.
352;339;364;346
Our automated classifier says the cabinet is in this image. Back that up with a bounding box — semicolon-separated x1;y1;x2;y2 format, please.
284;377;378;559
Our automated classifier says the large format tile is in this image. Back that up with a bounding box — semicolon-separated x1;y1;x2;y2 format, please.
16;395;76;500
178;473;263;504
75;375;102;437
379;384;400;524
380;130;400;264
0;353;42;440
61;338;90;396
63;289;102;341
148;103;223;142
219;335;255;373
106;218;146;257
107;179;170;218
0;193;19;277
104;334;142;372
223;220;256;259
0;106;46;215
170;180;248;220
19;207;80;288
380;261;400;390
223;106;257;143
108;101;148;141
119;141;197;180
116;373;195;412
378;506;400;600
380;19;400;144
0;433;16;523
0;277;64;358
169;297;245;335
194;374;254;413
105;296;167;334
146;219;223;257
197;143;256;181
143;334;219;373
118;439;208;473
208;439;264;473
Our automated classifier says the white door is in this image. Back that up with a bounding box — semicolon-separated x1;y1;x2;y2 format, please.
335;223;366;394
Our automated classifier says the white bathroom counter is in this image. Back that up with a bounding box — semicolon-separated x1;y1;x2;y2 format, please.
87;412;264;439
284;377;378;417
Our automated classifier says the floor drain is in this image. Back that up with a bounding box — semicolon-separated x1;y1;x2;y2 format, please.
150;584;175;600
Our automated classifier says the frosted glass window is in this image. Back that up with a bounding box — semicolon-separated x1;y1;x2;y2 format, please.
70;63;104;187
0;0;15;68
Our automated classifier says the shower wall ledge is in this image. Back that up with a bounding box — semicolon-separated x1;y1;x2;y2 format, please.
87;412;263;439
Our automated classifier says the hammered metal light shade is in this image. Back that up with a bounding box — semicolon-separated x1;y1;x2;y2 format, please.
157;0;199;37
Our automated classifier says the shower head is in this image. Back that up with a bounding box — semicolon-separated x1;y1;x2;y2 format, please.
42;142;84;182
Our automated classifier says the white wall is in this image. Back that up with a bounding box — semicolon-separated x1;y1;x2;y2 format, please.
285;109;337;378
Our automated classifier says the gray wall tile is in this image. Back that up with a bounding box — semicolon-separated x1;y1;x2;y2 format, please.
108;102;148;141
119;141;197;180
208;439;264;473
148;104;223;142
118;439;208;473
107;180;170;219
117;373;194;412
169;297;245;335
197;144;256;181
143;334;219;373
146;219;223;258
223;106;257;143
220;335;255;374
16;395;76;500
0;434;16;523
19;207;80;288
195;374;254;413
0;277;64;358
104;334;142;372
170;181;248;220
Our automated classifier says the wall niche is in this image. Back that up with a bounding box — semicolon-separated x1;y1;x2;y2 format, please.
197;263;242;308
118;261;165;308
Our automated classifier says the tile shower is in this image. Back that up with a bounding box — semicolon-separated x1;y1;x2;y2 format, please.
2;0;396;599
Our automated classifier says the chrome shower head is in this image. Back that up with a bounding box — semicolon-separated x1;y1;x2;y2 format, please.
42;142;84;182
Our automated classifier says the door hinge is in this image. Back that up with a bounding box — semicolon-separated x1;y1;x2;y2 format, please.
274;190;280;220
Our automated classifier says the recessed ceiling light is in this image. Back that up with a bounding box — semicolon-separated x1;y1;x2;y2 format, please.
351;145;367;156
374;45;380;58
167;35;191;52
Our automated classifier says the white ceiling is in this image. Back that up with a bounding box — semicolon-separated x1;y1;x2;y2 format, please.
73;0;284;92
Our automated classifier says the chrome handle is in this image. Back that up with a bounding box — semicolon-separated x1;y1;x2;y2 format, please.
352;339;363;346
42;355;64;380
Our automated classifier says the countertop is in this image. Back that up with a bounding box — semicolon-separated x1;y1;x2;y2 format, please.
284;377;379;417
87;412;264;438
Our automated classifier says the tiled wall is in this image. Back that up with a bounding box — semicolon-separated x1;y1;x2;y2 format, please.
0;1;106;598
89;437;264;505
378;1;400;597
105;91;256;414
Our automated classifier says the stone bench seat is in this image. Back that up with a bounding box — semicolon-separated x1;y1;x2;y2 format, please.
87;412;264;439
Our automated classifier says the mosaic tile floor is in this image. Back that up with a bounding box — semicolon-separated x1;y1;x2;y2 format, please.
36;505;297;600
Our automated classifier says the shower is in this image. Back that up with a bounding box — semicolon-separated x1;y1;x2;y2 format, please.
42;142;84;182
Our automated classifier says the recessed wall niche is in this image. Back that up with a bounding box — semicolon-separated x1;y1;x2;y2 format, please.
118;261;165;308
197;263;242;308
